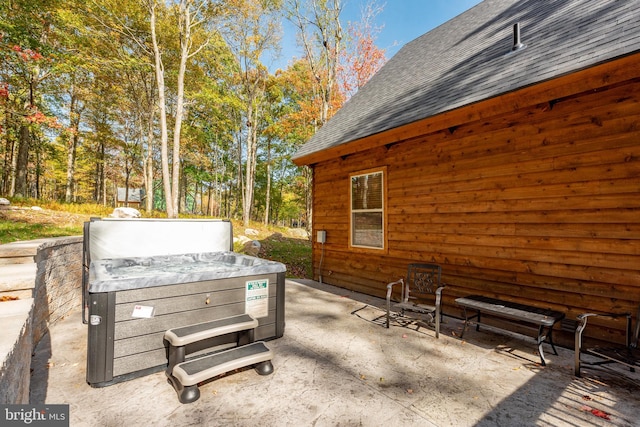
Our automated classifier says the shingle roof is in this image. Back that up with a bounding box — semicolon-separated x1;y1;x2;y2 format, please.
292;0;640;163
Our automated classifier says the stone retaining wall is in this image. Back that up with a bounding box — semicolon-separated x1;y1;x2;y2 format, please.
0;299;33;404
0;236;83;404
33;238;83;344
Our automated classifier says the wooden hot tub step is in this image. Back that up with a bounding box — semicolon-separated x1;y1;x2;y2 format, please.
168;341;274;403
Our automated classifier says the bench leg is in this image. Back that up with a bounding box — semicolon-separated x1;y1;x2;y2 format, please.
536;325;559;366
460;308;468;339
537;332;547;366
546;326;559;355
459;308;480;340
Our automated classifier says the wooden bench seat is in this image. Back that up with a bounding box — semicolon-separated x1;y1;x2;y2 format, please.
456;295;565;366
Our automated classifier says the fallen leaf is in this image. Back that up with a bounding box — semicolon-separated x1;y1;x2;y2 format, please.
590;409;611;420
580;405;611;421
582;395;592;401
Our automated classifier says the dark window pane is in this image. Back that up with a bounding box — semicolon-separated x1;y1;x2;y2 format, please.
352;173;383;210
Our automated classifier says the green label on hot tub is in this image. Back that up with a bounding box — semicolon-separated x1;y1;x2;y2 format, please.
246;279;269;318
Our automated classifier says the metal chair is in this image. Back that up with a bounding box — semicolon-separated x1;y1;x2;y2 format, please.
575;303;640;377
386;263;444;338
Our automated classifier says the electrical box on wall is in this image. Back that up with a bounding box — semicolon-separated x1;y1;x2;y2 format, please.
317;230;326;243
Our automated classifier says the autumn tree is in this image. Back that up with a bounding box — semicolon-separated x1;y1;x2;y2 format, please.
186;33;240;217
286;0;344;126
0;0;61;197
222;0;281;226
79;0;222;215
268;60;319;226
339;0;386;99
259;69;308;226
146;0;225;218
284;0;344;232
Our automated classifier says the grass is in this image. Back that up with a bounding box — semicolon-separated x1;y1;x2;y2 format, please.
0;220;83;242
258;233;313;278
0;198;312;279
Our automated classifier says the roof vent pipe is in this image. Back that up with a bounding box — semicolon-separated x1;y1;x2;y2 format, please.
512;22;526;51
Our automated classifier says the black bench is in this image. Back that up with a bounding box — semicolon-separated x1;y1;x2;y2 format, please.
456;295;565;366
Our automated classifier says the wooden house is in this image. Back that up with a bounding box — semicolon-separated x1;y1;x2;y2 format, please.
116;187;144;208
292;0;640;345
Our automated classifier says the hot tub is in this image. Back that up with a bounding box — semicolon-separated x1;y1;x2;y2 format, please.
83;219;286;387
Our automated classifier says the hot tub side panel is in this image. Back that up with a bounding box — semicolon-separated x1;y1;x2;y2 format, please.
86;272;285;387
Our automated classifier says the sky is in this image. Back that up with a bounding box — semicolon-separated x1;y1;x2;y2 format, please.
268;0;483;72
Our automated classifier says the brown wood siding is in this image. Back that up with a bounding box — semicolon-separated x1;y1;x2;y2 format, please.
311;74;640;346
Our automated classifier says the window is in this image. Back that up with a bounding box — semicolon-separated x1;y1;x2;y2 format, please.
350;169;385;249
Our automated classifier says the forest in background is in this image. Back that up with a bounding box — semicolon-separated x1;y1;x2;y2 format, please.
0;0;386;227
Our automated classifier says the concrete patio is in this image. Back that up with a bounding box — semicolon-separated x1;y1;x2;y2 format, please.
30;279;639;426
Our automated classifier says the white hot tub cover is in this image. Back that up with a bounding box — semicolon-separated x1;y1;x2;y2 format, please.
87;218;233;261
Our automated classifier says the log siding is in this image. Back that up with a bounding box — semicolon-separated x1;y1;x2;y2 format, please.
310;67;640;345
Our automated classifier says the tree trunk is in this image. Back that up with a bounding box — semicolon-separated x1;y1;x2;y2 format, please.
94;141;105;205
66;131;79;201
35;145;41;199
170;0;191;218
14;125;30;197
102;146;107;206
264;139;271;225
243;102;259;227
237;125;244;219
149;2;174;218
2;114;13;195
65;94;80;203
144;117;154;213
